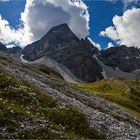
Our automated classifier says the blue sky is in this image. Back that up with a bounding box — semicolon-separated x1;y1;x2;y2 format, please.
84;0;123;48
0;0;26;29
0;0;140;48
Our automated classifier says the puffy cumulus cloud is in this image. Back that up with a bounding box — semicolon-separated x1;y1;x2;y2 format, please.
0;0;89;47
87;37;101;50
100;8;140;48
0;15;32;47
100;26;119;41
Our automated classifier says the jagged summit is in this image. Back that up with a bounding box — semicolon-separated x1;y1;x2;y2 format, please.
22;23;82;60
98;45;140;72
47;23;71;32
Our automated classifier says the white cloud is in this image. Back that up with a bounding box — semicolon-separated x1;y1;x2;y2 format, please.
87;37;101;50
6;44;15;48
100;8;140;48
107;42;114;49
100;26;119;41
0;15;32;47
0;0;89;47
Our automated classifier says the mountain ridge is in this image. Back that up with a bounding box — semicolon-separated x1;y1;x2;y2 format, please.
1;24;140;82
21;23;140;82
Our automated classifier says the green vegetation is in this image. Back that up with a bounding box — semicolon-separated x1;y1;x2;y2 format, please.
77;78;140;116
47;108;105;139
0;69;105;139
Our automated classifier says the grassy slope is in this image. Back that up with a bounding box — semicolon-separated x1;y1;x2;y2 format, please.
77;78;140;116
0;69;105;139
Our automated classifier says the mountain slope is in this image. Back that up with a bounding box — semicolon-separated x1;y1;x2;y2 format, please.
21;56;83;84
0;52;140;139
0;53;104;139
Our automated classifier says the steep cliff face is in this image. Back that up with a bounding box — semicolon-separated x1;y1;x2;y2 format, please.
22;24;103;82
47;46;103;82
22;24;81;60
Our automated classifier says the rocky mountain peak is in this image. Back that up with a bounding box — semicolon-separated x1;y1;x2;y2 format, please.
22;23;82;61
42;23;80;49
22;24;103;82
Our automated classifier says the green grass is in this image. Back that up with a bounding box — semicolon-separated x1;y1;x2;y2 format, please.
0;69;105;139
77;78;140;116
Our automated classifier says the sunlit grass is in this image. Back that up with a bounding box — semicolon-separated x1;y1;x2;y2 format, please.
77;78;140;116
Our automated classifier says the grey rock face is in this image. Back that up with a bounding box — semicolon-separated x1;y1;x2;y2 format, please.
98;45;140;72
47;46;103;82
0;42;7;53
22;24;103;82
22;24;81;60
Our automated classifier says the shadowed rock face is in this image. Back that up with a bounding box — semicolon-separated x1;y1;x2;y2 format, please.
98;45;140;72
0;42;7;53
47;46;103;82
8;46;22;54
22;23;103;82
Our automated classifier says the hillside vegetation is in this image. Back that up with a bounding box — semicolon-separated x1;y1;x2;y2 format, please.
0;69;105;139
77;78;140;116
0;53;139;139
